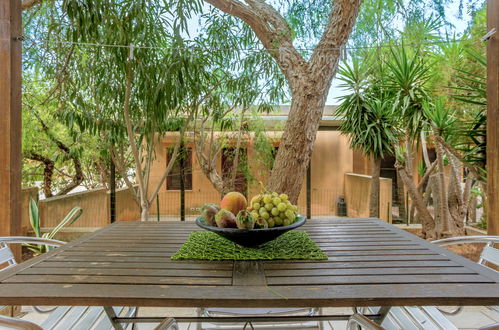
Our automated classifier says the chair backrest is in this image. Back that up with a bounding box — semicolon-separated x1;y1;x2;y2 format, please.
0;242;17;271
432;236;499;269
0;237;65;273
481;243;499;266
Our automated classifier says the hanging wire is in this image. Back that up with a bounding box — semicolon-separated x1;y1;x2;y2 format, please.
22;35;484;52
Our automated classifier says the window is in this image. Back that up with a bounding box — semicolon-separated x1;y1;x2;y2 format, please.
166;147;192;190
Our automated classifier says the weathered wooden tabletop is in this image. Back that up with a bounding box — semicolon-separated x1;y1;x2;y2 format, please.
1;218;498;308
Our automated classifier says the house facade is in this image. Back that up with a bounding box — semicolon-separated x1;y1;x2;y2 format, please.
147;106;394;221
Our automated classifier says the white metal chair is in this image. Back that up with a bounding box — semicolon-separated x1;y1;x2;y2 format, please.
354;236;499;330
431;236;499;316
196;307;322;329
0;236;151;330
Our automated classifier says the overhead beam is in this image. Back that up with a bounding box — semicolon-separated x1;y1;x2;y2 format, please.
487;0;499;235
0;0;22;255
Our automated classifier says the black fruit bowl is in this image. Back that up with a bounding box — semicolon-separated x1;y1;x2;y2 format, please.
195;214;306;247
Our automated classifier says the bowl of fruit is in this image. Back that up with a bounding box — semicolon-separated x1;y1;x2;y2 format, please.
196;187;305;247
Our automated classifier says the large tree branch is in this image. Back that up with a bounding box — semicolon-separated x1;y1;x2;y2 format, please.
25;151;54;198
310;0;362;80
203;0;304;88
22;0;44;10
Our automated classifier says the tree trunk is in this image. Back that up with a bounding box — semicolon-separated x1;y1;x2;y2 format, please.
468;194;477;223
434;135;450;237
369;156;382;218
396;168;407;222
396;163;436;239
140;202;150;221
268;87;330;202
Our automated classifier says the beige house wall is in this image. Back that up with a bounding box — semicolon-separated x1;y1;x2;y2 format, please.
39;188;108;228
344;173;393;223
36;186;140;229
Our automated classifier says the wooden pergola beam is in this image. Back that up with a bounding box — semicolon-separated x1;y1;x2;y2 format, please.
488;0;499;235
0;0;22;256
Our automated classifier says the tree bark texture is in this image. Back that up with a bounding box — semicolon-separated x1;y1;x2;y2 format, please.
369;156;381;217
204;0;363;202
434;134;450;236
395;162;436;239
26;151;54;198
396;168;407;222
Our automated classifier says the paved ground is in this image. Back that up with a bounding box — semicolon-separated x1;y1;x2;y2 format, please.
16;305;499;329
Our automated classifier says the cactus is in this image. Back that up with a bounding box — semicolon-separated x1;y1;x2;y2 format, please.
235;210;255;230
201;204;219;226
215;209;237;228
255;218;268;229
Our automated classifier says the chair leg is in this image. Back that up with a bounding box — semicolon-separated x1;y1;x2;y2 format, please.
196;308;203;330
104;306;125;330
318;307;324;330
154;317;178;330
131;307;139;330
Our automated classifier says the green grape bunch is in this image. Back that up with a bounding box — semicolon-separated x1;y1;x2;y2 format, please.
247;183;299;228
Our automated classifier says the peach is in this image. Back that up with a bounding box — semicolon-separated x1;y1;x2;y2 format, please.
220;192;247;216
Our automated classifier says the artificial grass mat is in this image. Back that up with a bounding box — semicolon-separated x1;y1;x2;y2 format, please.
171;230;328;261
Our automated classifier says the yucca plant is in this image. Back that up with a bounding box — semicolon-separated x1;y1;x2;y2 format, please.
450;48;486;179
25;198;83;255
385;45;433;138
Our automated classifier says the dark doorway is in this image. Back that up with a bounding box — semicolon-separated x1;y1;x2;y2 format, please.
221;148;248;197
380;155;398;204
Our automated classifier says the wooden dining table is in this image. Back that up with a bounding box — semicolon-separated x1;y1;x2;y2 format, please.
1;218;499;327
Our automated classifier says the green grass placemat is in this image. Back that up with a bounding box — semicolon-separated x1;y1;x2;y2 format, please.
171;230;328;261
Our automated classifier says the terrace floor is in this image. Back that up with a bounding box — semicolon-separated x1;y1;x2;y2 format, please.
18;305;499;329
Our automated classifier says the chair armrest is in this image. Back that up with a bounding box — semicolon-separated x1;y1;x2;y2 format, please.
347;313;384;330
0;236;65;247
432;236;499;247
437;306;463;315
0;315;43;330
478;322;499;330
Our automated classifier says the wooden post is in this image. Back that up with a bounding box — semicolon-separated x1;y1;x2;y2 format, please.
179;140;185;221
488;0;499;235
0;0;22;258
306;159;311;219
109;159;116;223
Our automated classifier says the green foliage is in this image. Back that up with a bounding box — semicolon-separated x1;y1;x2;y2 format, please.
336;52;400;159
25;198;83;255
384;45;433;137
423;97;457;139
